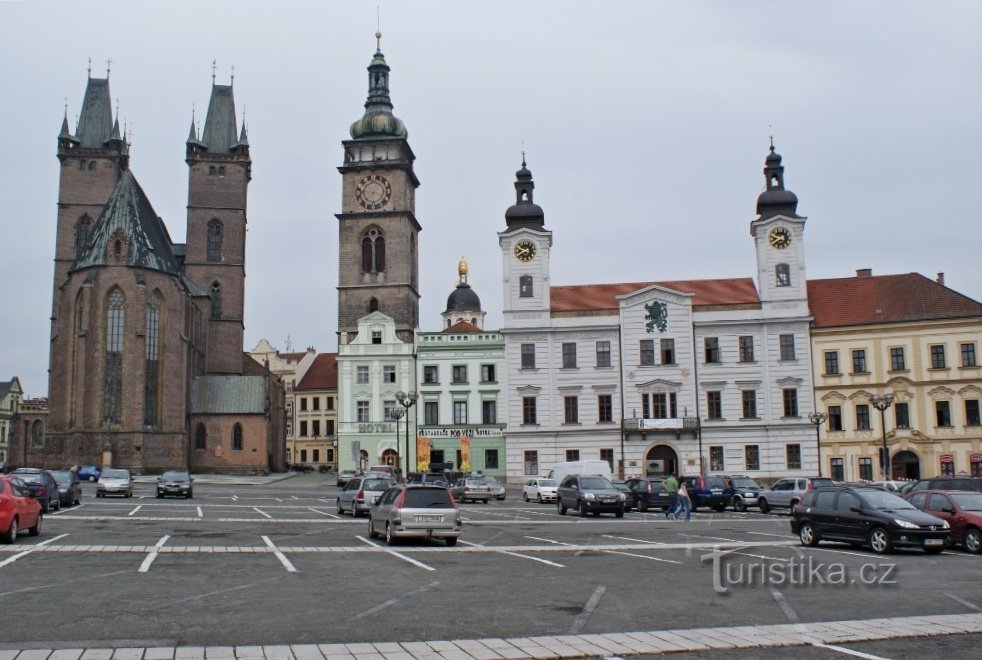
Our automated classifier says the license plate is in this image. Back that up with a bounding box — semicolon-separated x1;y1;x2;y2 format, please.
416;515;442;523
711;489;722;494
924;539;943;546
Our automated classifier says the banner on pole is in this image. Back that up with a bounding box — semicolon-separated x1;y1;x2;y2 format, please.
460;435;471;472
416;436;431;472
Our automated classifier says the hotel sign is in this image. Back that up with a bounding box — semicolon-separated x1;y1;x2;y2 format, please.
419;427;502;438
623;418;684;430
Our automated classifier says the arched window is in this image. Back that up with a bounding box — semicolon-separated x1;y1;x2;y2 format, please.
70;289;85;427
195;423;207;450
144;291;162;428
776;263;791;287
207;219;223;262
88;161;97;171
104;289;125;423
31;420;44;448
361;228;385;273
75;215;92;256
471;317;478;326
519;275;534;298
232;423;243;451
368;297;379;313
210;282;222;319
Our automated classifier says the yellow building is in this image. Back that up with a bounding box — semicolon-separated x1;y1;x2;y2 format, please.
809;270;982;482
293;353;339;470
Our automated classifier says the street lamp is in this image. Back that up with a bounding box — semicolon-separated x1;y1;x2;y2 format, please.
391;407;405;478
396;390;418;478
807;411;828;478
870;394;895;480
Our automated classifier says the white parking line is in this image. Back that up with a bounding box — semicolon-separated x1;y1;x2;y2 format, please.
727;550;791;562
196;507;203;518
525;535;567;544
946;593;980;611
605;549;682;564
307;507;341;519
602;535;666;545
253;507;272;519
0;534;69;568
138;535;170;573
810;643;892;660
127;506;142;516
770;588;800;622
570;586;606;633
458;540;565;568
747;531;791;538
262;536;298;572
354;581;442;619
355;535;435;571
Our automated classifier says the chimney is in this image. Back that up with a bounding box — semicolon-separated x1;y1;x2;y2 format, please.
856;268;872;278
936;272;945;286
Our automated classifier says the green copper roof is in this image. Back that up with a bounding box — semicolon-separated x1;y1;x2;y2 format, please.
349;45;407;139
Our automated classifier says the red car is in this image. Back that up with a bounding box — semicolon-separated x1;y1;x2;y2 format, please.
904;489;982;554
1;475;43;543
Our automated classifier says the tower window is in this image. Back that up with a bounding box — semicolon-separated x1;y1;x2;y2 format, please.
776;263;791;287
88;161;97;171
75;215;92;256
519;275;533;298
368;297;379;313
144;291;162;428
207;219;223;261
195;423;207;450
232;423;244;451
210;282;222;319
104;289;125;424
361;228;386;273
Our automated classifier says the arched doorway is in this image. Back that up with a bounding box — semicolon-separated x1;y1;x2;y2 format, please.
892;450;920;480
381;448;398;467
645;445;678;477
357;449;369;472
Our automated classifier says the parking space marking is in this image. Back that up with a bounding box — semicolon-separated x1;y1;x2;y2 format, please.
196;507;203;518
355;535;435;571
262;536;298;573
604;549;682;564
570;586;606;633
747;531;790;538
354;581;442;620
946;593;980;611
458;540;565;568
0;533;69;568
253;507;272;519
727;550;791;562
138;535;170;573
127;506;142;516
810;642;892;659
803;546;884;559
307;507;341;519
686;534;741;542
602;535;666;545
524;535;566;544
770;588;800;622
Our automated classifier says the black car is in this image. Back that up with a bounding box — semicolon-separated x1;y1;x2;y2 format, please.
682;475;734;511
623;477;672;512
49;470;82;507
901;476;982;495
556;474;626;518
726;475;763;512
792;486;950;554
10;468;60;513
156;471;193;499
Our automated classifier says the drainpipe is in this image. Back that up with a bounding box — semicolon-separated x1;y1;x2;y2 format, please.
617;325;626;479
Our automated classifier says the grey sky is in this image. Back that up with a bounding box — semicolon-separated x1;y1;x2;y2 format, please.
2;0;980;397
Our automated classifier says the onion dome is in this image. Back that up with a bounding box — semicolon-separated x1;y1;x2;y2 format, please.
505;156;545;229
349;33;408;140
442;258;486;330
756;140;801;219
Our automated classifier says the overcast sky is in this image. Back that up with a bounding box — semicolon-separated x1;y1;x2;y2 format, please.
3;0;981;397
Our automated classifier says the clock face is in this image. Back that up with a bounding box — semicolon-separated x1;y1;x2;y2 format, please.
768;226;792;249
514;239;537;262
355;175;392;210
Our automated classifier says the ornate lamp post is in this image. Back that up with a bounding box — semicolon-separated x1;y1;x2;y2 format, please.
391;407;405;478
395;390;418;478
807;411;828;478
870;394;895;479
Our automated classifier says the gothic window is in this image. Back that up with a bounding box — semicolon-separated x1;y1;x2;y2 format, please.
361;228;385;273
368;297;379;313
776;263;791;287
75;215;92;255
70;289;84;427
210;282;222;319
232;423;244;451
207;219;223;262
144;291;161;428
104;289;125;424
31;420;44;448
88;161;97;171
195;423;207;450
519;275;533;298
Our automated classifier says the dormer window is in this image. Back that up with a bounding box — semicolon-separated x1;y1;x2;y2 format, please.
372;330;382;345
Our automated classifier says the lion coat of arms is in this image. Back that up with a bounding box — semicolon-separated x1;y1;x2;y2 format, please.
644;301;668;333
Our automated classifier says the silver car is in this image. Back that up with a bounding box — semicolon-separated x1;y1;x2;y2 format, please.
368;484;461;546
338;476;394;517
758;476;834;513
523;478;558;503
97;468;133;498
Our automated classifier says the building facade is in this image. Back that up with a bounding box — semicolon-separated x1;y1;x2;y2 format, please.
292;353;339;470
0;378;24;463
809;271;982;481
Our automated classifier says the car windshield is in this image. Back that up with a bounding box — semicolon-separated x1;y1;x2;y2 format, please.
704;477;726;488
161;471;188;480
539;479;557;487
464;479;486;486
951;492;982;511
16;473;43;483
580;477;612;489
731;478;760;489
810;478;835;488
50;471;73;483
363;479;392;491
102;469;129;479
860;490;916;510
403;489;454;508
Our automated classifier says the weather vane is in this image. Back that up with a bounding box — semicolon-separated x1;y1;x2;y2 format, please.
106;58;112;78
211;59;217;83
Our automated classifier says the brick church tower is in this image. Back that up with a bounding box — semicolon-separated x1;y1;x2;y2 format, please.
337;34;421;343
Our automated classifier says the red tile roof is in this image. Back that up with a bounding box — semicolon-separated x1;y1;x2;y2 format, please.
295;353;338;390
807;273;982;328
550;278;760;313
278;351;310;362
442;320;482;333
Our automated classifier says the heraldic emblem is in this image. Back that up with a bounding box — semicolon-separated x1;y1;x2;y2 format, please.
644;301;668;333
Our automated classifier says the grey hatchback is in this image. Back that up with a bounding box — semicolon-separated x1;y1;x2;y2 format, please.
337;475;395;516
368;484;461;546
556;474;626;517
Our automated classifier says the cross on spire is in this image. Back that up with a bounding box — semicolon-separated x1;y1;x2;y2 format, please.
106;58;112;77
211;59;217;83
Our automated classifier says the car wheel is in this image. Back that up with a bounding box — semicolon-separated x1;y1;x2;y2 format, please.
28;514;41;537
89;476;97;482
579;502;588;517
336;499;343;514
157;492;164;499
868;527;892;554
445;537;458;547
798;522;819;547
965;528;981;554
615;507;625;519
638;501;648;513
187;490;193;499
42;501;49;514
351;506;360;518
733;498;746;512
789;499;800;515
0;516;16;544
74;495;81;506
758;498;770;514
385;522;395;545
367;517;378;539
537;494;543;504
523;492;529;502
482;499;489;504
558;500;568;515
715;504;727;512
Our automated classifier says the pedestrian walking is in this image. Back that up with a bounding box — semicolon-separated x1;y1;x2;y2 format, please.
675;478;691;521
664;474;679;519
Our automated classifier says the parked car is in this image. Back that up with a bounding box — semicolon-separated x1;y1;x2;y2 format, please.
682;475;734;512
0;475;43;543
556;474;626;518
74;465;102;482
905;489;982;554
523;478;558;503
792;486;950;554
336;469;357;487
458;477;493;503
758;476;835;514
368;484;461;546
97;468;134;498
49;469;83;507
727;475;764;512
623;477;672;512
901;476;982;495
867;480;908;494
10;468;60;512
338;475;395;516
156;471;193;499
481;476;507;500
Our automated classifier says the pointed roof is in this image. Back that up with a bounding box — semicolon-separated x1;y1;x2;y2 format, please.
236;122;249;147
807;272;982;328
76;77;114;148
295;353;339;391
58;113;72;140
756;140;801;219
442;320;482;334
0;377;24;401
201;84;238;153
505;156;545;230
550;278;761;313
349;33;408;139
72;170;181;276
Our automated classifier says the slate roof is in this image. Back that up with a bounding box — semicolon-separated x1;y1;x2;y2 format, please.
76;77;113;148
200;84;238;153
807;273;982;328
442;320;482;334
72;170;181;276
1;377;23;400
550;278;760;313
295;353;338;391
190;375;266;414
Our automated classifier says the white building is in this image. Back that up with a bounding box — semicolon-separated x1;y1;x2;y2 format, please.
498;147;816;484
0;377;24;463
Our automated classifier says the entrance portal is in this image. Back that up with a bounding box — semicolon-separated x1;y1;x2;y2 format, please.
645;445;678;477
892;450;920;480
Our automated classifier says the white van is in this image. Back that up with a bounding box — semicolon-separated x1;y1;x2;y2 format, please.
546;460;613;484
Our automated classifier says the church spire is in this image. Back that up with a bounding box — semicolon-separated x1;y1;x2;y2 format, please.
755;139;800;219
76;75;113;148
200;75;238;153
349;33;407;139
504;155;545;230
